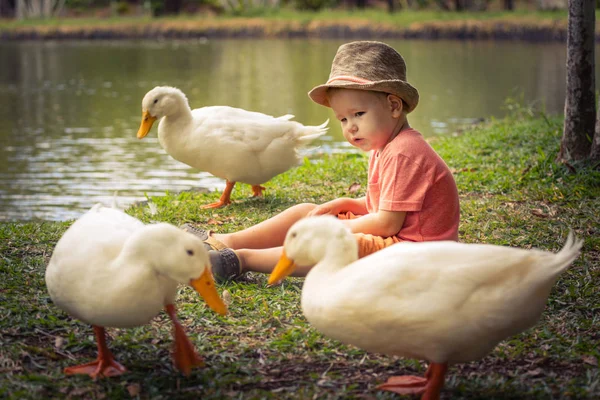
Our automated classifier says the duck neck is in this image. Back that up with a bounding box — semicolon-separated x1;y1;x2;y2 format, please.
305;243;358;285
116;226;168;273
162;104;193;132
158;106;194;157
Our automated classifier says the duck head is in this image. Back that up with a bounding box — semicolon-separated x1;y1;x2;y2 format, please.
133;223;228;316
137;86;189;139
268;216;357;285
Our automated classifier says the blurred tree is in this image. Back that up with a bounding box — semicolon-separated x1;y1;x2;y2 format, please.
537;0;567;10
0;0;15;16
16;0;65;18
504;0;513;9
559;0;597;165
163;0;182;14
436;0;451;10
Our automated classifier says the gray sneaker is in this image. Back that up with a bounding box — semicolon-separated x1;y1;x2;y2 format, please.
208;248;244;283
180;223;227;252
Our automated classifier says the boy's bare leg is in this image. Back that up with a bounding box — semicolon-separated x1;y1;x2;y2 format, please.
236;247;313;276
213;203;317;250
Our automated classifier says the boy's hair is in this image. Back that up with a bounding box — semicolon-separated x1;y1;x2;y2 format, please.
309;41;419;113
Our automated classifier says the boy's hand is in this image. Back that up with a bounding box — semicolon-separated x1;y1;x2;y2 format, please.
307;203;337;217
308;198;367;217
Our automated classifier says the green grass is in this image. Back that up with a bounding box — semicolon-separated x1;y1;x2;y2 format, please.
1;107;599;399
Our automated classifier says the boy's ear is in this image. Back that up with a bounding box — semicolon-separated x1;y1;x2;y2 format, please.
387;94;403;117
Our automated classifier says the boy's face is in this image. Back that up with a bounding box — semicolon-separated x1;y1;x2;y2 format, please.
328;89;404;152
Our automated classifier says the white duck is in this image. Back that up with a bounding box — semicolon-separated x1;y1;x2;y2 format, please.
136;86;329;208
45;204;228;379
268;216;583;400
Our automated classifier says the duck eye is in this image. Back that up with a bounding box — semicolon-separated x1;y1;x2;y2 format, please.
186;249;194;256
153;98;158;104
290;232;297;238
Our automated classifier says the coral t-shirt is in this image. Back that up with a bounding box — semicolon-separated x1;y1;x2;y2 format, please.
365;128;460;242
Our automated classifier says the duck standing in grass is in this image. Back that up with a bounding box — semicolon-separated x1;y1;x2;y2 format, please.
268;216;583;400
45;204;228;379
136;86;329;208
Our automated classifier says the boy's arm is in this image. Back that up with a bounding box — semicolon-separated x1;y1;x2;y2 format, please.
308;197;367;217
342;209;406;238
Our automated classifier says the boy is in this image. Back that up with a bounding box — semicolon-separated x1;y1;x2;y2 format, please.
183;41;460;281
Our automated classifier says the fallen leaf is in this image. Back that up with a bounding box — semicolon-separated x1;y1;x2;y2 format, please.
222;289;232;306
526;368;544;377
127;383;141;397
531;209;548;218
207;218;223;225
348;183;361;194
582;355;598;366
54;336;64;350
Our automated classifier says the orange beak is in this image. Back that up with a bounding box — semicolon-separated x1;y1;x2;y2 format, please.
137;111;157;139
190;268;228;316
268;251;296;285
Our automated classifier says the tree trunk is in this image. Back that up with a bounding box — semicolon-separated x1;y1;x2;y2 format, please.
504;0;514;9
559;0;595;163
592;111;600;164
0;0;15;17
163;0;182;15
387;0;394;12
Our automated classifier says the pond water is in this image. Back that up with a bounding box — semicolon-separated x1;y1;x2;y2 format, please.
0;39;596;221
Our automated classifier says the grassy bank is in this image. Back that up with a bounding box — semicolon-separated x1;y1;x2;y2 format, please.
1;107;599;399
1;10;598;41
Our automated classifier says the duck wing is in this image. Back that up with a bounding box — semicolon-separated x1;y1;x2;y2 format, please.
315;239;580;362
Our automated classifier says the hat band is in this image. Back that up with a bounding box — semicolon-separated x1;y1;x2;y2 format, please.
326;75;373;85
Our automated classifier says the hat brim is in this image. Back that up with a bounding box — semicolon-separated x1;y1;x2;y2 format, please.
308;79;419;113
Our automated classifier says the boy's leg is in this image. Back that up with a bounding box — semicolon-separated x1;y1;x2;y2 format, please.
213;203;317;250
237;246;314;277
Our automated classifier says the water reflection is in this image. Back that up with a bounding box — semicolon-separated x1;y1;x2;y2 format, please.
0;39;595;221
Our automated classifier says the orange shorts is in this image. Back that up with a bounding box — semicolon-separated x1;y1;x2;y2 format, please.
337;211;402;258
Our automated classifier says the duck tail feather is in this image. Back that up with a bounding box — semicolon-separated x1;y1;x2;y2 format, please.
551;230;583;274
277;114;295;121
297;119;329;142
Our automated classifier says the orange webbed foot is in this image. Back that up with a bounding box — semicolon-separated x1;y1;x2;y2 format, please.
64;358;126;379
172;326;204;376
251;185;266;197
64;326;126;379
377;363;447;400
377;375;428;395
201;199;231;209
166;304;204;376
201;181;235;209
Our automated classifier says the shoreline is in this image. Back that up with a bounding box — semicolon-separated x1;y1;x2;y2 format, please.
0;18;588;42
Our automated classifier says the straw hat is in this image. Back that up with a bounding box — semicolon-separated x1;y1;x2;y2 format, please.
308;41;419;113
